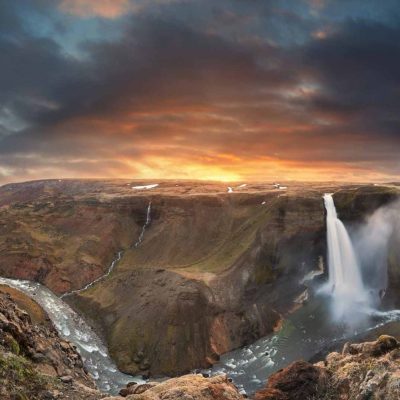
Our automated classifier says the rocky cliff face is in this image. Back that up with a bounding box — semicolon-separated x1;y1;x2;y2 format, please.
0;180;151;294
67;188;328;377
0;286;101;400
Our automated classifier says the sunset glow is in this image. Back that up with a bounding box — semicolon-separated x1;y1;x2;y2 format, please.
1;1;399;184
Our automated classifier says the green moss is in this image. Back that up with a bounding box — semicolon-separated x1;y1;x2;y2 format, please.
4;335;20;355
0;352;50;400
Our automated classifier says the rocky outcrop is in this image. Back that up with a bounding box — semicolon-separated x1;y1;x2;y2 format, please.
333;185;399;222
0;287;101;400
110;374;244;400
254;335;400;400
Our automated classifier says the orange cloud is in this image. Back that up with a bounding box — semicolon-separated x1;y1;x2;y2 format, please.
59;0;179;18
59;0;130;18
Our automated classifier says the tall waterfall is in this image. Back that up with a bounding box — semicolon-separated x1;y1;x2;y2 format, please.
323;194;371;319
135;201;152;247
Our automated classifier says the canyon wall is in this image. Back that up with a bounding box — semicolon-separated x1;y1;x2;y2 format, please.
0;180;399;377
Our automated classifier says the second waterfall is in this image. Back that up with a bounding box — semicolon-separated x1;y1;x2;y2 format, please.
323;193;371;320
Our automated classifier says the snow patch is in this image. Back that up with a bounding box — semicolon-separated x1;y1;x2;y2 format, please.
132;184;159;190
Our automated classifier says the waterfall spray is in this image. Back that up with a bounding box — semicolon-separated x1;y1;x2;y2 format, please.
323;194;371;320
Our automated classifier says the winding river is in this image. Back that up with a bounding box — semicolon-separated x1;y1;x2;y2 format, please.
0;276;143;393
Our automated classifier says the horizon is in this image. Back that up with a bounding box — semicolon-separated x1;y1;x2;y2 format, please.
2;176;399;188
1;0;399;183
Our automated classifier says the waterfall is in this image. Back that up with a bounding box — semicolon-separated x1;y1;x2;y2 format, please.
61;251;123;299
134;201;152;247
62;201;152;297
323;194;371;319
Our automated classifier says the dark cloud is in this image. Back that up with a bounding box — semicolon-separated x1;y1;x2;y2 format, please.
0;0;399;183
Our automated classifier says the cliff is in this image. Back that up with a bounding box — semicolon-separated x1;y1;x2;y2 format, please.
0;285;101;400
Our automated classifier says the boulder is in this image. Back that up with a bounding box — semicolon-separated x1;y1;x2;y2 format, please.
120;374;243;400
254;361;329;400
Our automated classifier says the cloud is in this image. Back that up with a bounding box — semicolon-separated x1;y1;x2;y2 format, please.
58;0;181;18
0;0;400;183
59;0;130;18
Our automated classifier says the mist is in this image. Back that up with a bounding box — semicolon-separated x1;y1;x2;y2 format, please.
352;198;400;307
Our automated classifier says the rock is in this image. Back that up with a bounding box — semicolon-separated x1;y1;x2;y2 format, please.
343;335;399;358
257;335;400;400
60;340;71;351
130;383;158;394
42;390;57;400
254;388;288;400
120;382;140;397
0;289;101;400
59;375;73;383
254;361;328;400
32;352;47;362
122;374;243;400
119;388;131;397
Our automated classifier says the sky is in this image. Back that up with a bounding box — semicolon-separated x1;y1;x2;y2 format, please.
0;0;400;184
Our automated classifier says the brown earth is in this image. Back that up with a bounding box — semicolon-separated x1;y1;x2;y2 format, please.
0;179;399;378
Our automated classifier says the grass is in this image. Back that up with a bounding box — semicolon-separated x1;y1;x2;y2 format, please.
0;351;53;400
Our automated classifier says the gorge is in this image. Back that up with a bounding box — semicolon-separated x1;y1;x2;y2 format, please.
1;180;400;397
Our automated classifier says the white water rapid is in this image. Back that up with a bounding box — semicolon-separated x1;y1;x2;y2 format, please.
323;193;371;320
0;277;143;393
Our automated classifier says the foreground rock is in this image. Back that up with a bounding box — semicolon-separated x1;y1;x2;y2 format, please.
255;335;400;400
0;287;101;400
109;374;244;400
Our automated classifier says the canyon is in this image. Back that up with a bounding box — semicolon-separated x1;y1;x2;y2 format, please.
0;179;400;396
